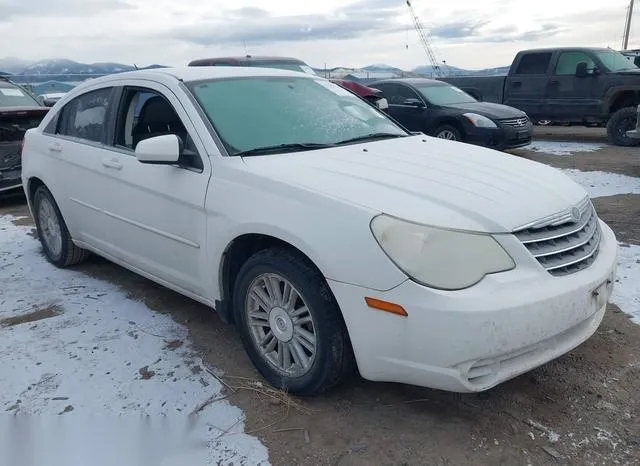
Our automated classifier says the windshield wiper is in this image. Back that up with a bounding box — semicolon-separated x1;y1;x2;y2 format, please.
236;142;335;157
335;133;407;146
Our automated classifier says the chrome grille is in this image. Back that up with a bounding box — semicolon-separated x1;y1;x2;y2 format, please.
514;197;602;276
499;117;530;128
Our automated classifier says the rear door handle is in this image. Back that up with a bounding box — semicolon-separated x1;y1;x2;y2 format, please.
550;80;559;85
48;142;62;153
102;159;123;170
511;81;522;87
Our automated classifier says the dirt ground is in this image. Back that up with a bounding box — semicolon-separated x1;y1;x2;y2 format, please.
1;127;639;466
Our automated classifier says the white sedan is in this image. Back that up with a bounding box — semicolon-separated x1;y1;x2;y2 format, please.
20;66;618;396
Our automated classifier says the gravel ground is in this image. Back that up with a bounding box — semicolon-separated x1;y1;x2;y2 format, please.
1;126;638;465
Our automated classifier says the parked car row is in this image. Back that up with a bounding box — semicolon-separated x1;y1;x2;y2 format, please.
20;65;617;397
440;47;640;146
187;55;532;150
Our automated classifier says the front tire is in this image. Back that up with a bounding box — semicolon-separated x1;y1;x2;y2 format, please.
33;186;89;267
434;124;461;141
233;248;355;396
607;107;640;147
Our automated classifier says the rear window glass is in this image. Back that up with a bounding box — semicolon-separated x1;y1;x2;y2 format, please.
514;53;552;75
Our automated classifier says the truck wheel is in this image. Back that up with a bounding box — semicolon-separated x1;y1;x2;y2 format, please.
607;107;640;147
233;247;355;396
33;186;90;267
434;125;461;141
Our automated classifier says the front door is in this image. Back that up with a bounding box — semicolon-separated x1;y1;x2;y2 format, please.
97;82;211;297
374;83;427;132
545;51;602;119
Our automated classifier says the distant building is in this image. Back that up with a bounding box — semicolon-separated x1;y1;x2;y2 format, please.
31;80;75;95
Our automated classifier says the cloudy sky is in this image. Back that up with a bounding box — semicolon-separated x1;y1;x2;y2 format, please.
0;0;636;69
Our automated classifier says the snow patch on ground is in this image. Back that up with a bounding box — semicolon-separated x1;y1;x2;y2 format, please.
527;141;606;155
611;244;640;325
562;169;640;198
0;215;269;465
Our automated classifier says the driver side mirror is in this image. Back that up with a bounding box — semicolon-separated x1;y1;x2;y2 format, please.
576;62;589;78
403;98;425;108
135;134;182;164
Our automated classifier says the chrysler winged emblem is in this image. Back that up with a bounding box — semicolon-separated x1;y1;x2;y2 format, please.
570;207;581;222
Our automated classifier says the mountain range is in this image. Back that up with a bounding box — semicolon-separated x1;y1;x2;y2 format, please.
0;58;166;75
0;58;509;78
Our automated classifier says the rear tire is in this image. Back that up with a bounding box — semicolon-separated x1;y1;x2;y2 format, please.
434;125;461;141
607;107;640;147
233;247;355;396
33;186;89;267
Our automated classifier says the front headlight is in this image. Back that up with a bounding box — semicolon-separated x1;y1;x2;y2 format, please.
370;215;515;290
463;113;497;128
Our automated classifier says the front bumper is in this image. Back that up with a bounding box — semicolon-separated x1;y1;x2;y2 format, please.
465;122;533;150
329;221;618;392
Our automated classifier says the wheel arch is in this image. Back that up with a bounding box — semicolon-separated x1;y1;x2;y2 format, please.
216;231;329;325
604;87;640;114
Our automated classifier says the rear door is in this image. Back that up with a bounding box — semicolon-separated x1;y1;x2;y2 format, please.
374;83;427;132
96;81;211;296
503;52;552;118
39;86;117;245
545;51;601;118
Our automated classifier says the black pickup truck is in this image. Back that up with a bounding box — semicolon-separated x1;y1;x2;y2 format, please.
440;47;640;146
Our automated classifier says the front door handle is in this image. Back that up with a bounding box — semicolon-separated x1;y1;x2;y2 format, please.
550;80;560;85
102;159;123;170
48;142;62;153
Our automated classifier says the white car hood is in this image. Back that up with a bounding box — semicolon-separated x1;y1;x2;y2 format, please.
241;135;588;233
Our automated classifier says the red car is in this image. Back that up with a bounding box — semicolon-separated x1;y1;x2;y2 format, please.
188;56;388;112
328;78;388;112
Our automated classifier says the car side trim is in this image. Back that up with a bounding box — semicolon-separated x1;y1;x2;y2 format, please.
70;197;201;249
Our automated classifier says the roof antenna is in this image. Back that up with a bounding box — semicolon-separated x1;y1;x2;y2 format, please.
243;40;250;57
133;63;139;70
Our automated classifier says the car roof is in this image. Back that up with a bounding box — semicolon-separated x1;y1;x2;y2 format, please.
370;78;445;86
517;47;613;54
188;56;307;66
71;66;319;90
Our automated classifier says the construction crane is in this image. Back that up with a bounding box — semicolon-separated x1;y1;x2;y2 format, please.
406;0;443;77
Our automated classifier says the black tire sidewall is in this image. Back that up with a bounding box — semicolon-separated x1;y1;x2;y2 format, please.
233;249;348;395
434;125;461;141
33;187;70;266
607;108;640;147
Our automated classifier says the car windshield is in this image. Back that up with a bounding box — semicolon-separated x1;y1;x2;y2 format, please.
415;83;477;106
187;76;407;155
594;49;638;71
0;83;41;107
251;62;316;75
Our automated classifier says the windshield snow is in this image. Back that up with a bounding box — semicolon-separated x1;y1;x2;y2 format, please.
188;76;406;155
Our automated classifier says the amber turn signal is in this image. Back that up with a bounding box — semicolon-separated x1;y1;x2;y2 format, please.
364;297;408;317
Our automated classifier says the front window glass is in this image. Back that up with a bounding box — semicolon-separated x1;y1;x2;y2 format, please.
416;84;477;105
188;76;406;155
593;49;637;71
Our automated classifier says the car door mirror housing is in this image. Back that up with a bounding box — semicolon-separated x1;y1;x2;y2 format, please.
575;62;589;78
403;98;425;108
135;134;182;164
